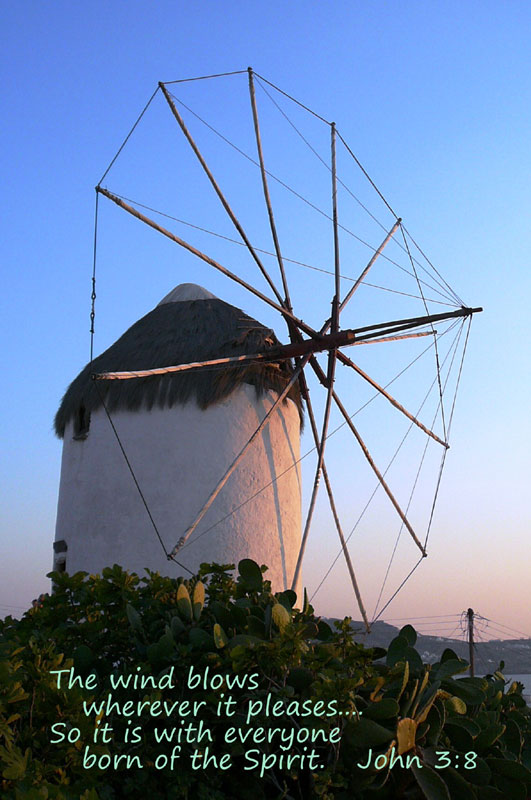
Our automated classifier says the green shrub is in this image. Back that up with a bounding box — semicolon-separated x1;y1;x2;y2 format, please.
1;561;530;799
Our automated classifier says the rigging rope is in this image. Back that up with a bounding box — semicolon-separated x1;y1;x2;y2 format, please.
90;190;99;363
162;70;248;85
371;557;425;623
311;319;463;605
423;316;472;551
401;223;448;443
165;90;459;305
92;381;193;575
252;71;331;125
402;223;465;307
179;322;460;553
372;319;467;617
98;85;160;186
106;191;454;308
224;75;463;308
146;68;463;311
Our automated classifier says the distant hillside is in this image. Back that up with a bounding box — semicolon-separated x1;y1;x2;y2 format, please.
323;618;531;675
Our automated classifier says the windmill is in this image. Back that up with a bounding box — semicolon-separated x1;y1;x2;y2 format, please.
53;69;481;631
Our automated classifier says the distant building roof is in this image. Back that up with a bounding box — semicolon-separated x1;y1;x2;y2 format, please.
54;284;302;438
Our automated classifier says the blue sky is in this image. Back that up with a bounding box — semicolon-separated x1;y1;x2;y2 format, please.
1;0;529;640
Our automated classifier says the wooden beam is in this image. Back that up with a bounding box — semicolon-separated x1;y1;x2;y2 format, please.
93;328;357;380
159;82;286;308
331;122;340;333
168;351;313;559
338;219;401;316
96;187;319;340
300;372;370;630
328;387;426;556
248;68;292;311
291;347;337;591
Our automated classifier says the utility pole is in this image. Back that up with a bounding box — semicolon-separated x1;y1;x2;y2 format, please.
467;608;475;677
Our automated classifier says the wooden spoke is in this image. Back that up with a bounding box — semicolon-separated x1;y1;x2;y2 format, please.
329;386;426;556
93;328;360;381
291;347;338;592
352;331;434;346
339;307;482;340
168;351;313;559
300;371;370;630
338;219;401;317
96;187;319;340
159;82;286;307
248;68;292;311
331;122;340;333
337;352;448;448
306;353;425;554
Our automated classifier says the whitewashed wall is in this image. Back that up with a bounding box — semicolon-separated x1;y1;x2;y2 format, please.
54;384;302;596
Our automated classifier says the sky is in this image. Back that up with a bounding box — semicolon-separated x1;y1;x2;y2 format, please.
1;0;530;643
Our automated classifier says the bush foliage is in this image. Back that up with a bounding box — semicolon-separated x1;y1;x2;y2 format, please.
1;561;530;799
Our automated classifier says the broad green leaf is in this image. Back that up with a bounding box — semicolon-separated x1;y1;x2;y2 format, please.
177;584;192;622
400;624;417;646
387;635;423;672
425;701;444;747
441;766;478;800
461;755;491;786
415;682;441;725
444;695;467;715
238;559;263;590
386;634;408;665
397;717;417;754
443;716;480;737
501;718;523;757
246;615;265;638
486;757;531;783
213;623;228;649
492;774;527;800
192;581;205;621
316;620;333;640
432;660;469;681
363;697;400;720
468;787;504;799
444;720;474;752
444;677;485;705
440;648;460;663
170;614;185;637
276;589;297;611
126;602;143;633
345;717;394;747
272;603;290;631
209;600;234;630
73;644;94;674
188;627;213;649
475;723;506;751
411;762;451;800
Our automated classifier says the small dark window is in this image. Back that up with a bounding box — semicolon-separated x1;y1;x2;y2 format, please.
73;405;90;440
52;540;68;581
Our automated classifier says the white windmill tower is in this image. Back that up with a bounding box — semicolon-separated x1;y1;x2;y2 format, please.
53;283;303;593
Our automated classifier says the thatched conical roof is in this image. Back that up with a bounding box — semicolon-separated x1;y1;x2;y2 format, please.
54;284;303;438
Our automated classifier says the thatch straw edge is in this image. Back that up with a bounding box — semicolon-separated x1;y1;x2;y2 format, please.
54;298;303;438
